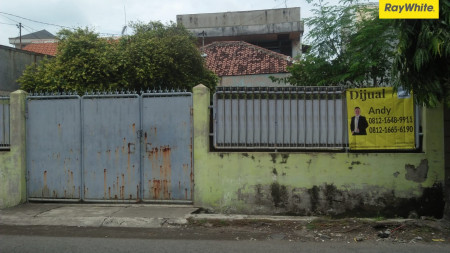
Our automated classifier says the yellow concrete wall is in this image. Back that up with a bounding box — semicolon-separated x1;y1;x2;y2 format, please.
193;85;445;217
0;90;27;208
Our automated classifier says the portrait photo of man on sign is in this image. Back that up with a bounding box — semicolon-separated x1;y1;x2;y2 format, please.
350;107;369;135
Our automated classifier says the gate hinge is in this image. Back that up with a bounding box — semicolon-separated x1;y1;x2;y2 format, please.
137;130;144;139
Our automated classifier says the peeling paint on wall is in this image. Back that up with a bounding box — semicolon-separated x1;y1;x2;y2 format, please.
405;159;429;183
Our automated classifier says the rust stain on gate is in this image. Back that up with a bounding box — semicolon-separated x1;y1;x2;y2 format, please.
99;132;139;201
42;170;49;197
104;168;107;199
147;143;172;200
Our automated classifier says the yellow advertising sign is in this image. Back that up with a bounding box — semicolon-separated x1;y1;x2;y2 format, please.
379;0;439;19
346;87;415;150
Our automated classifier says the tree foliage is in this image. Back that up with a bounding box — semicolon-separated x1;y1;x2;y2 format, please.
274;0;396;87
393;1;450;107
18;22;218;93
276;0;450;107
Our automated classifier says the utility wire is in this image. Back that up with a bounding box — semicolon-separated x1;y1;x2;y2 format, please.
0;11;72;29
0;13;20;24
0;21;16;26
0;11;121;37
0;13;38;32
0;11;120;39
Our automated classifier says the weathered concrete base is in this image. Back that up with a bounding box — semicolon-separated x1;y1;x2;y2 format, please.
217;182;444;218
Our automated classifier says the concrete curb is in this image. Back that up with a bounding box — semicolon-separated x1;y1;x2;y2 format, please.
187;214;319;222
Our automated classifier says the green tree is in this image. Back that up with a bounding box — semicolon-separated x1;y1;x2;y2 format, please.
121;21;217;91
18;22;218;93
19;28;120;92
273;0;396;87
392;1;450;107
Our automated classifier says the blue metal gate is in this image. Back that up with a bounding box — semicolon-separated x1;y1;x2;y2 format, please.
26;92;193;203
27;95;82;200
141;93;193;201
82;94;141;202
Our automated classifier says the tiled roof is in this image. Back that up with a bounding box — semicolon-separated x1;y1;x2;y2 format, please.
203;41;291;76
22;43;58;56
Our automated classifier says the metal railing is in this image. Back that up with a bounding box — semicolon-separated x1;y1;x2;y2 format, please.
213;86;348;150
0;97;10;150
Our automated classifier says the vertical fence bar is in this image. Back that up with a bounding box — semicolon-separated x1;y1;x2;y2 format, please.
223;91;226;147
274;87;278;149
252;88;255;146
266;88;269;147
259;88;262;148
303;89;307;148
289;88;292;147
325;89;329;147
237;88;240;147
333;89;337;146
317;88;321;147
230;88;233;147
0;98;10;149
245;88;248;147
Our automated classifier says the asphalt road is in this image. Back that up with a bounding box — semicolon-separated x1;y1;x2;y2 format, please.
1;226;449;253
2;235;450;253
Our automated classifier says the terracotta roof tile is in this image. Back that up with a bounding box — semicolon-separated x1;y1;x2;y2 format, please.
22;43;58;56
203;41;291;77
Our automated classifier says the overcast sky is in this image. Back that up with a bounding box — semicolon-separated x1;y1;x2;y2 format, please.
0;0;348;47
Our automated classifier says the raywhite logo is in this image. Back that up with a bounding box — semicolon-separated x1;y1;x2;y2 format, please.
379;0;439;19
384;3;435;13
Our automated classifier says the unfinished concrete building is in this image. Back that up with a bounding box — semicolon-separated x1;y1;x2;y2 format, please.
177;7;304;57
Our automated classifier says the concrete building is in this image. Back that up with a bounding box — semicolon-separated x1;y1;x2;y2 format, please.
9;30;57;50
177;8;304;57
0;45;52;94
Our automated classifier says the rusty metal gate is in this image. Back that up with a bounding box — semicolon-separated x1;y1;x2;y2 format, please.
82;94;141;202
141;93;193;201
27;95;82;200
26;92;193;203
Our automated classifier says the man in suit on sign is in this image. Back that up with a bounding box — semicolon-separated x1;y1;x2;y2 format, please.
351;107;369;135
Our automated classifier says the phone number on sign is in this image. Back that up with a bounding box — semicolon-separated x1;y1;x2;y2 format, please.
368;116;413;124
368;126;414;134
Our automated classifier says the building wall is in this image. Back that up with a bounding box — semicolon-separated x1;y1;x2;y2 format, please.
177;8;304;57
193;85;445;217
0;45;49;93
178;8;301;28
220;73;290;87
0;91;27;208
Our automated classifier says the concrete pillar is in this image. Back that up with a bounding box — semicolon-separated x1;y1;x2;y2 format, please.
192;84;210;207
291;40;301;58
422;105;444;154
0;90;27;208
